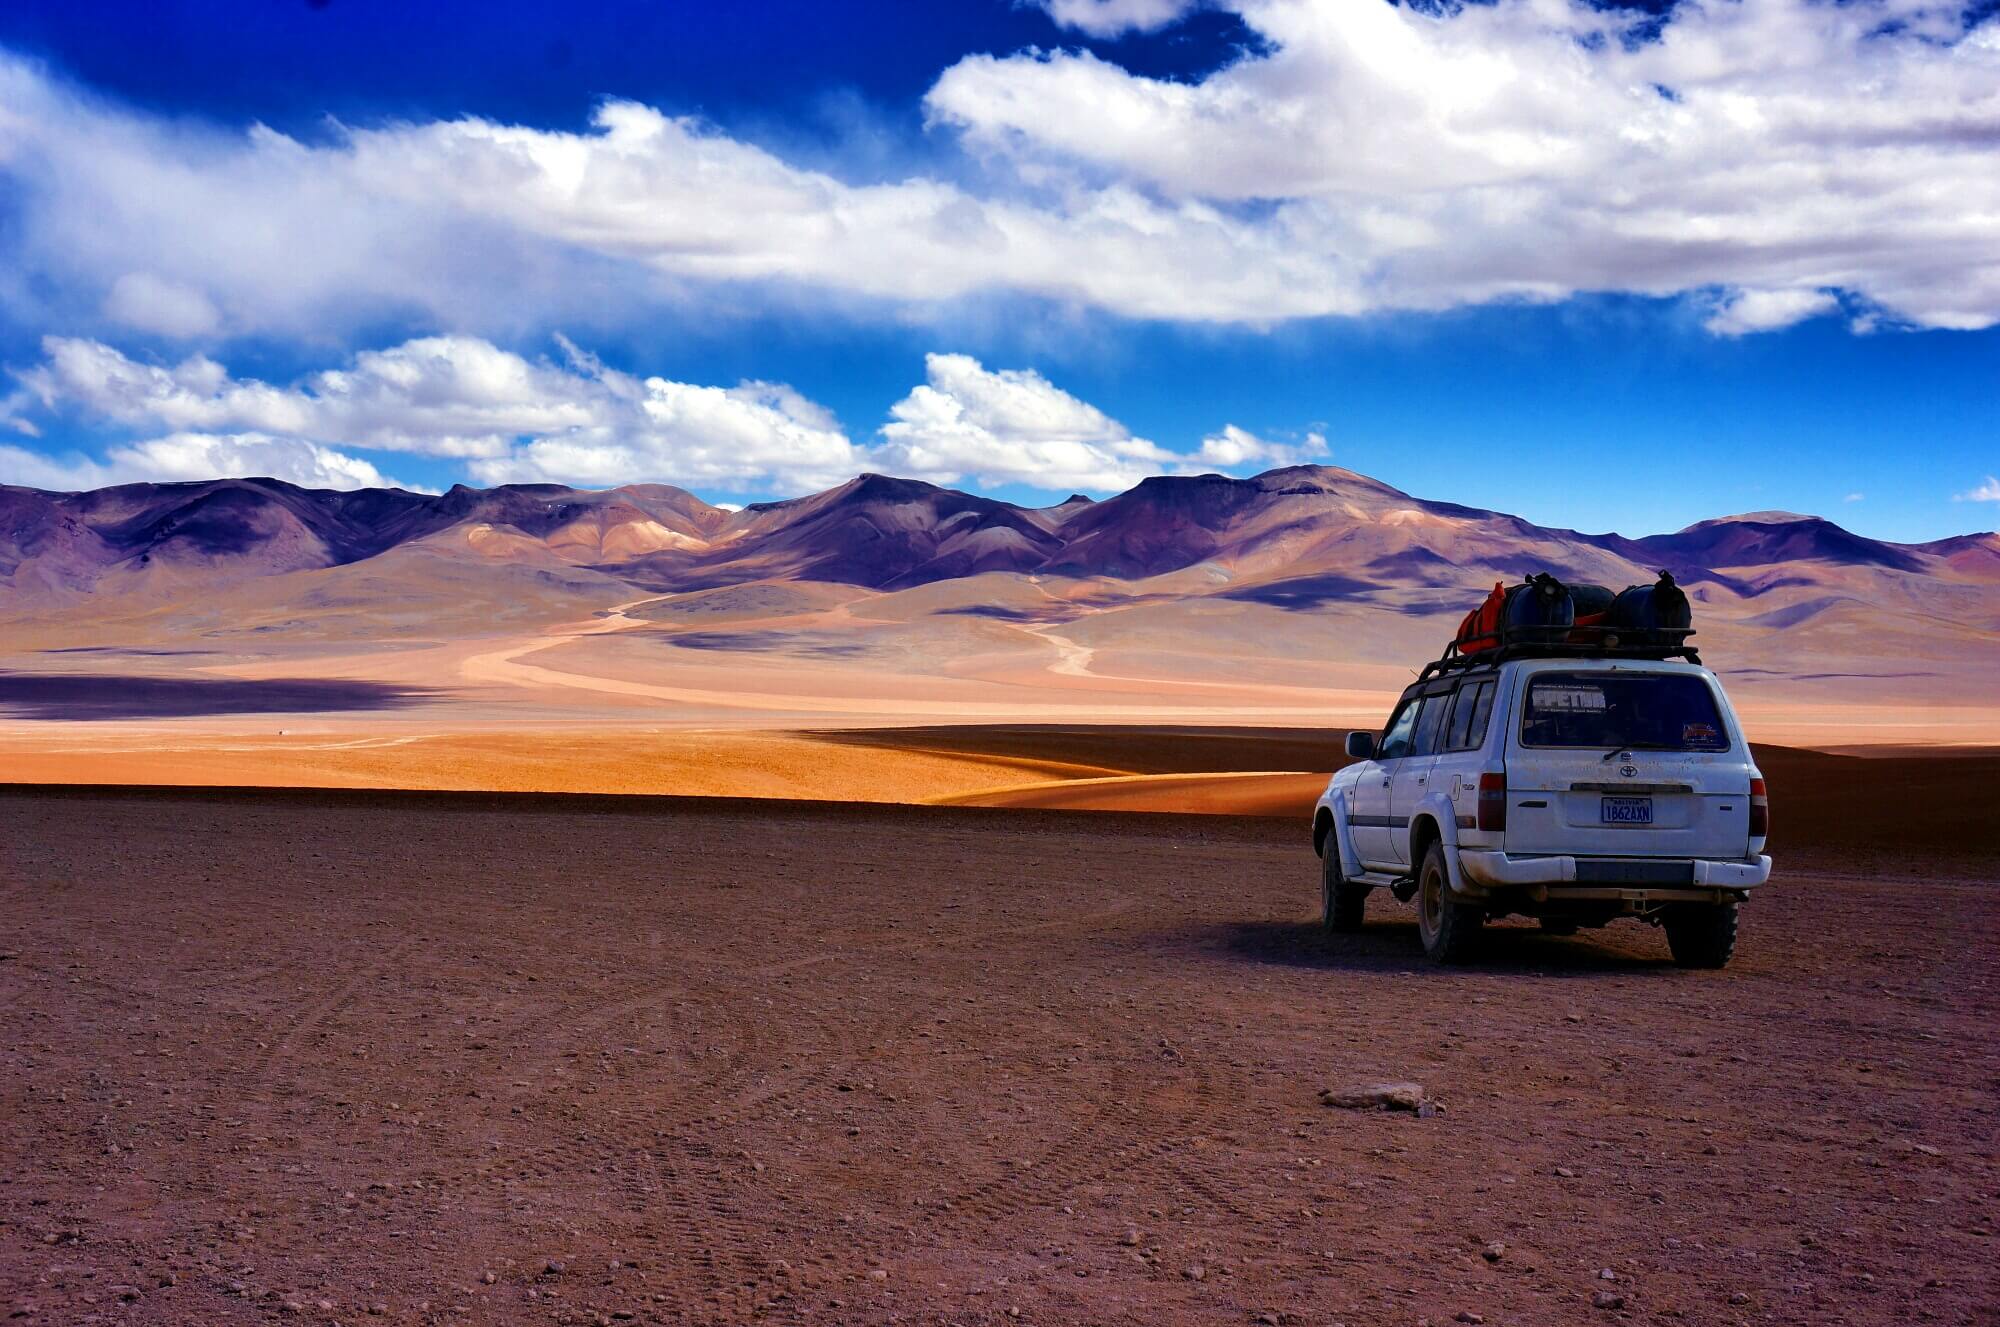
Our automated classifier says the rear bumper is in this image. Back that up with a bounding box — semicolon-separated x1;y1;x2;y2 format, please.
1457;850;1769;897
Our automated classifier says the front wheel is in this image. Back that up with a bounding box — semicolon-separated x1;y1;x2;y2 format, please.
1415;842;1481;964
1663;901;1739;969
1321;836;1368;933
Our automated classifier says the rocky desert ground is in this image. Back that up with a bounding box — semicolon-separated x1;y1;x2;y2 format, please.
2;740;1995;1327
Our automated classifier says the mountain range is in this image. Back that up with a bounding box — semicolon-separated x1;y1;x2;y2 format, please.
6;466;1994;600
4;466;1997;745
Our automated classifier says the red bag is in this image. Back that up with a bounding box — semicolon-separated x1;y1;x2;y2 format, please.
1456;582;1507;653
1568;611;1608;643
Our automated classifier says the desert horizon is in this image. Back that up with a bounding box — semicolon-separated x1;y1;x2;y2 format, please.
6;465;1998;806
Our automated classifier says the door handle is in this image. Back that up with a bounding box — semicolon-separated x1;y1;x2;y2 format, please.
1417;776;1426;784
1380;778;1390;787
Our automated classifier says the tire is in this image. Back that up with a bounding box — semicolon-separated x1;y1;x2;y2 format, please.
1664;901;1739;969
1414;841;1482;964
1321;837;1368;933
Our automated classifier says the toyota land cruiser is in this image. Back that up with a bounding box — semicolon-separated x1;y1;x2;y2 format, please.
1312;655;1769;967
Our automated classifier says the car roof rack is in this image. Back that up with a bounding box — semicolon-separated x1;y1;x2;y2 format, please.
1415;628;1699;685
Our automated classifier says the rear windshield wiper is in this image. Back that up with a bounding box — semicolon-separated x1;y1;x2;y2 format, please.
1600;741;1687;761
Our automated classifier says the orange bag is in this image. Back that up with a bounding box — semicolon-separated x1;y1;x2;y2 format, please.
1456;582;1507;653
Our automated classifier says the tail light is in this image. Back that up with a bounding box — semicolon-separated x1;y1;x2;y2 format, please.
1477;772;1507;832
1748;777;1769;839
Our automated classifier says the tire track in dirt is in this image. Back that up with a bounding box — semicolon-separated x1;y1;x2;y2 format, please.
474;901;1156;1314
237;937;421;1093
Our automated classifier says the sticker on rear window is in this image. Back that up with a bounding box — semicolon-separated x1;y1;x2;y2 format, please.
1531;685;1606;712
1682;721;1718;744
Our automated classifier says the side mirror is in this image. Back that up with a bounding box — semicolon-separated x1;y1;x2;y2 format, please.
1345;731;1376;760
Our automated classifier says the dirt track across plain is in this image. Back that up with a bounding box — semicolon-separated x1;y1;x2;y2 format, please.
2;788;1995;1326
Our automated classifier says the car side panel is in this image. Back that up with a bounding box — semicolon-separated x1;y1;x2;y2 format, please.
1328;786;1368;879
1388;753;1436;867
1349;758;1397;867
1412;787;1474;894
1314;778;1371;881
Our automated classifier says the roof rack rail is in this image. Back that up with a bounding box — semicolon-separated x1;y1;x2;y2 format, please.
1417;627;1699;684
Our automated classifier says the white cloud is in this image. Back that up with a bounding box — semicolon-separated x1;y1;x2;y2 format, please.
1956;476;2000;502
927;0;2000;331
1039;0;1203;38
1703;288;1839;338
1196;423;1326;469
0;54;1345;334
1844;491;1865;503
102;272;221;338
4;5;1995;338
471;376;862;490
0;432;408;492
13;333;868;493
873;352;1181;491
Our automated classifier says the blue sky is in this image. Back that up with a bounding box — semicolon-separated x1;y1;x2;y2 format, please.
0;0;1994;542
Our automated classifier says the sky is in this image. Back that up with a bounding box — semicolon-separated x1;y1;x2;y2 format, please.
0;0;1995;543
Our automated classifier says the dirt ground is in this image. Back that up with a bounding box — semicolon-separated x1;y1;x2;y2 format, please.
2;785;1995;1327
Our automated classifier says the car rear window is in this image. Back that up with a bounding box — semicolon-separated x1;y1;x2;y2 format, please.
1518;672;1730;751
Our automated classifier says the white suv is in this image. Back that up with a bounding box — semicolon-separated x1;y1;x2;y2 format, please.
1312;657;1770;967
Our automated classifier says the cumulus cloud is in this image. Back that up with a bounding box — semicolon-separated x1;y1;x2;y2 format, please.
1196;423;1326;469
1957;476;2000;502
0;54;1343;335
11;333;868;493
4;4;1995;338
1703;288;1839;338
927;0;2000;331
20;334;595;458
0;433;408;492
24;336;1304;496
1038;0;1203;37
102;273;222;338
873;352;1183;491
470;377;862;490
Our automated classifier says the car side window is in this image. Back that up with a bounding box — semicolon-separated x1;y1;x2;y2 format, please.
1377;698;1420;761
1411;689;1451;757
1446;680;1495;751
1459;681;1495;750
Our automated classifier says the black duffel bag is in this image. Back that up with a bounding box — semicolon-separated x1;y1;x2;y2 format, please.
1503;572;1575;645
1609;571;1692;645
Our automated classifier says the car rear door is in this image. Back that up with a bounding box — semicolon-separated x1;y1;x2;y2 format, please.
1431;676;1498;835
1503;666;1755;859
1388;687;1453;866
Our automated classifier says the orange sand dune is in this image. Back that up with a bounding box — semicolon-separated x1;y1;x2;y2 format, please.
932;770;1326;816
0;724;1336;812
0;728;1107;803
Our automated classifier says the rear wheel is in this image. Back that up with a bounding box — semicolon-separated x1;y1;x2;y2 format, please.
1415;842;1481;964
1664;901;1739;969
1321;837;1368;933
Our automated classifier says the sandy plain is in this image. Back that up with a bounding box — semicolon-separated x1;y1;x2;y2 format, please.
1;776;1994;1327
5;576;2000;806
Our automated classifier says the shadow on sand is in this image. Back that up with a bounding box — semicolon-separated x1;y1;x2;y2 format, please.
0;672;433;720
1218;918;1676;975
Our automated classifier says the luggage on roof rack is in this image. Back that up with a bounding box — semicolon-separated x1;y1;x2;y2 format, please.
1435;570;1698;680
1608;571;1692;646
1455;582;1507;654
1505;571;1574;645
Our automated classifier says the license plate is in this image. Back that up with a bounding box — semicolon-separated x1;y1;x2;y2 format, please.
1601;796;1654;824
